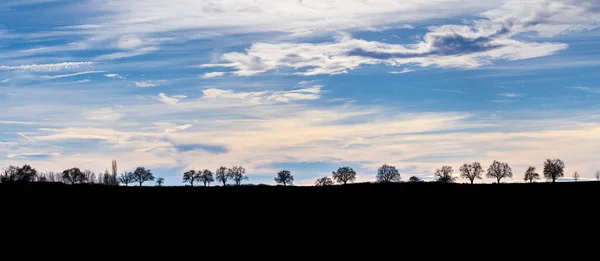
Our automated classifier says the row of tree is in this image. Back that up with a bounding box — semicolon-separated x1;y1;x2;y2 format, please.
3;158;600;186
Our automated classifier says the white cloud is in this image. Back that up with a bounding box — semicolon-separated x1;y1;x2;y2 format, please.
203;85;323;104
156;93;186;105
572;86;600;94
75;79;91;83
389;68;415;74
165;124;192;133
40;70;104;79
7;152;60;158
499;93;523;98
95;46;159;60
135;81;157;88
1;79;9;83
105;73;125;79
201;72;226;79
84;108;124;121
0;62;94;72
117;35;142;49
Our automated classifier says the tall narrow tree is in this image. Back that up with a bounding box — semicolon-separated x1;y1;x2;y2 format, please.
543;159;565;183
486;161;512;184
596;171;600;181
111;160;118;186
376;164;401;183
523;166;540;183
332;167;356;185
274;170;294;186
215;166;229;186
459;162;483;184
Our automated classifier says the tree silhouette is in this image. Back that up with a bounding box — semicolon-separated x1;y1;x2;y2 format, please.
376;164;401;183
156;177;165;186
111;160;118;186
215;166;229;186
37;173;48;182
62;168;86;184
16;165;37;182
332;167;356;184
543;159;565;183
409;176;423;182
1;165;18;183
230;166;248;186
199;170;214;187
182;170;198;186
486;160;512;184
434;166;456;183
83;170;94;184
459;162;483;184
132;167;154;186
596;171;600;181
315;177;334;186
274;170;294;186
572;171;580;182
523;166;540;183
119;172;133;186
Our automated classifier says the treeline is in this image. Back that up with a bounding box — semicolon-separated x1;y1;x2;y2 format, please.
2;158;600;187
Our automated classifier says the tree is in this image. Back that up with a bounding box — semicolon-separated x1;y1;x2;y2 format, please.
543;159;565;183
376;164;401;183
434;166;456;183
409;176;423;183
274;170;294;186
523;166;540;183
332;167;356;185
37;172;48;182
1;165;19;183
132;167;154;186
111;160;118;186
215;166;229;186
47;171;56;182
83;170;95;184
596;171;600;181
486;161;512;184
230;166;248;186
572;171;580;182
62;168;86;184
182;170;198;186
198;169;214;187
315;177;334;186
16;165;37;182
119;172;133;186
459;162;483;184
156;177;165;187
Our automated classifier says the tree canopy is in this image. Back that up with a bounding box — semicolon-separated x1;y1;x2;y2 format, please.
274;170;294;186
132;167;154;186
332;167;356;184
376;164;401;183
459;162;483;184
486;160;512;184
543;159;565;183
435;166;456;183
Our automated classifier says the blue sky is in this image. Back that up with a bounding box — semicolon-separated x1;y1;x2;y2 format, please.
1;0;600;185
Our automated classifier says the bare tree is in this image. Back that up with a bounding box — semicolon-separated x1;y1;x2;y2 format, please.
459;162;483;184
596;171;600;181
198;169;214;187
543;159;565;183
315;177;334;186
524;166;540;183
215;166;229;186
332;167;356;185
118;172;133;186
132;167;154;186
230;166;248;186
434;166;456;183
47;171;56;182
376;164;401;183
182;170;198;186
1;166;19;183
274;170;294;186
409;176;423;182
486;161;512;184
62;168;86;184
572;171;580;182
156;177;165;186
37;172;48;182
90;172;96;184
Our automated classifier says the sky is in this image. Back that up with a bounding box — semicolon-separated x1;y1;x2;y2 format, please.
1;0;600;185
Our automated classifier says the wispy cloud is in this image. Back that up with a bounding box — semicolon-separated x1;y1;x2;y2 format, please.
156;93;186;105
165;124;193;133
135;81;157;88
105;73;125;79
41;70;104;79
17;132;34;142
84;108;124;121
1;79;9;83
499;93;524;98
0;62;94;72
389;68;415;74
95;47;159;61
203;85;323;104
571;86;600;94
7;152;60;159
201;72;227;79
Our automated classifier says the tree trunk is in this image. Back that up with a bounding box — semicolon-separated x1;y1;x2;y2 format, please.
553;177;556;183
222;180;226;186
471;179;474;185
497;178;501;184
191;181;194;187
139;181;143;186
